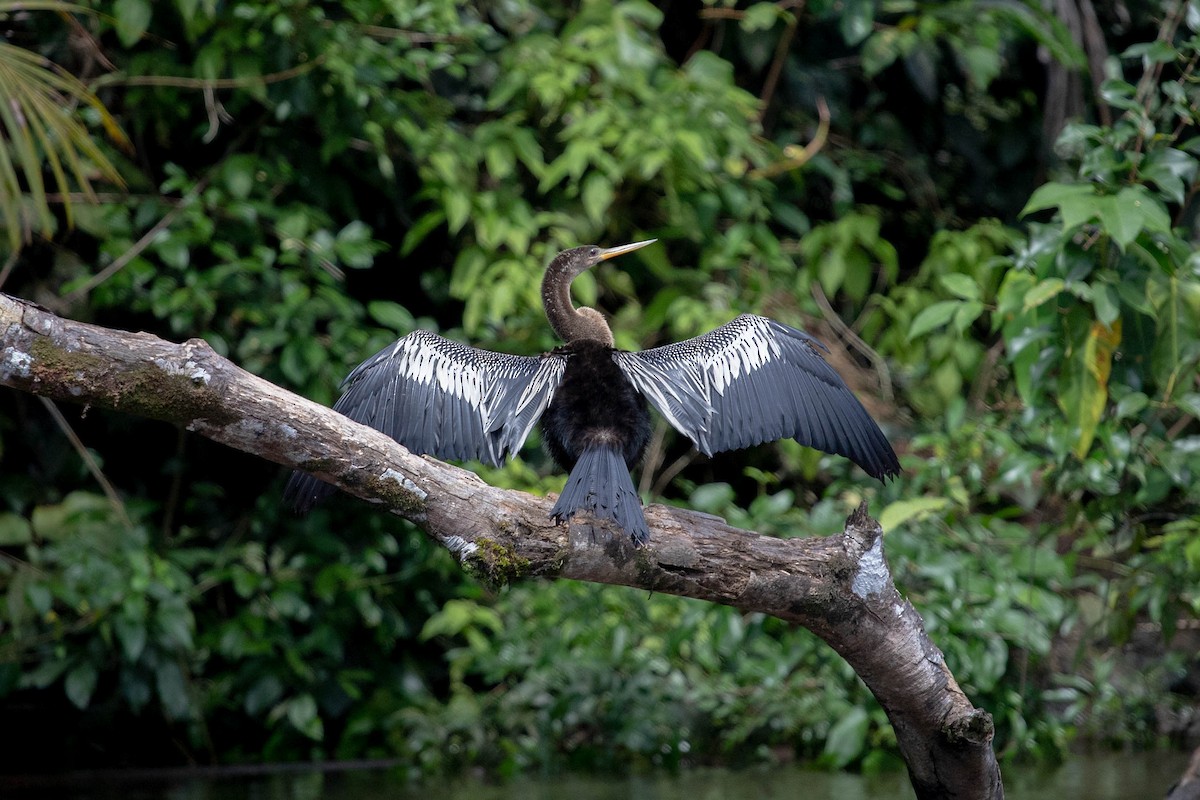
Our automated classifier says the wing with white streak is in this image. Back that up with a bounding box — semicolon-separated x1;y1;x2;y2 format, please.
613;314;900;480
286;330;565;510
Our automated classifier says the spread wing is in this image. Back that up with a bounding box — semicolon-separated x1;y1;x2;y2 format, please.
613;314;899;480
286;330;566;510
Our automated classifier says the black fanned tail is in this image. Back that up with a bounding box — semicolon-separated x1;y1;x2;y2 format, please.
549;444;649;545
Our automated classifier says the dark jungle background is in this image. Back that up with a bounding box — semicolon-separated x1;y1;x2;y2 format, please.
1;0;1198;779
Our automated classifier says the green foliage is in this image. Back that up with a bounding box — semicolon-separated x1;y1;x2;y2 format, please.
913;25;1200;470
858;0;1082;88
895;1;1200;752
998;23;1200;637
799;211;899;302
0;3;129;251
3;492;196;717
414;1;777;339
73;159;388;398
880;220;1015;415
0;487;464;761
1;0;1198;780
387;583;889;775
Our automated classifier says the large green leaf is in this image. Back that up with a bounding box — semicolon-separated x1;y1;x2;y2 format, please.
1093;186;1172;250
908;300;961;339
64;662;98;709
1058;320;1121;458
113;0;152;47
1023;278;1066;311
879;497;952;531
940;272;981;301
823;707;870;768
1147;274;1200;396
1020;182;1094;219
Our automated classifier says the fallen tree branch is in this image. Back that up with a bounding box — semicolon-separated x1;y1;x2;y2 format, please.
0;292;1002;799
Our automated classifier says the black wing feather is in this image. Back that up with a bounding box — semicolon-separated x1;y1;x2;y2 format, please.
285;330;566;510
613;314;900;480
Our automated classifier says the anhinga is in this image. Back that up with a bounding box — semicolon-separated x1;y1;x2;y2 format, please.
285;240;900;544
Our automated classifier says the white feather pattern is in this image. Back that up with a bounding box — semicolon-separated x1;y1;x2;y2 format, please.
614;314;899;479
329;330;566;466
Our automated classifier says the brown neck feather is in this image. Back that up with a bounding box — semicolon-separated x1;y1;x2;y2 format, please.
541;251;614;346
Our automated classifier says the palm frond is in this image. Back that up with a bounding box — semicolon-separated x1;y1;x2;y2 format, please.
0;29;129;252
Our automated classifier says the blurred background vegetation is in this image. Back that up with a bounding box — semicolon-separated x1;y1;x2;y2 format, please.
0;0;1198;778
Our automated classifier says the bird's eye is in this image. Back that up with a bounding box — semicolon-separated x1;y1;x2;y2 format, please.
589;247;599;257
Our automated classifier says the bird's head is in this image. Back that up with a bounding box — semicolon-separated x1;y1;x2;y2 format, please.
542;238;657;346
559;238;657;279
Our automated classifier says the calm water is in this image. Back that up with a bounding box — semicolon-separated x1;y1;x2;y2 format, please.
3;750;1190;800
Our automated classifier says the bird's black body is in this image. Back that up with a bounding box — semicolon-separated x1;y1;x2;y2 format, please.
541;340;650;471
285;239;901;546
540;339;653;543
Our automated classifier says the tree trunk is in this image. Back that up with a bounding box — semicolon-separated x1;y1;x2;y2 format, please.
0;292;1003;798
1168;745;1200;800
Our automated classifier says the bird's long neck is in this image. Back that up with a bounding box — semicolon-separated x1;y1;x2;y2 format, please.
541;254;614;346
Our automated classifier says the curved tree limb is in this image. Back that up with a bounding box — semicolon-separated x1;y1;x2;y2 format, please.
0;293;1002;799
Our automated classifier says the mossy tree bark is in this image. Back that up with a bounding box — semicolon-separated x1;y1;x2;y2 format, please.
0;292;1002;799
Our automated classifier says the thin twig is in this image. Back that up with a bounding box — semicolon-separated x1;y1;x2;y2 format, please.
810;281;894;404
750;96;830;179
758;4;802;121
38;396;133;529
351;24;466;43
56;175;209;309
1077;0;1113;128
651;450;699;498
1169;52;1200;140
698;7;746;20
638;418;669;497
968;339;1006;411
90;56;326;91
1166;412;1195;440
56;115;261;307
161;426;187;540
44;192;150;203
202;83;233;143
1133;1;1184;109
0;250;18;292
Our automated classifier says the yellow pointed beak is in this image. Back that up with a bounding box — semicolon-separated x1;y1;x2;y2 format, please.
598;238;657;261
